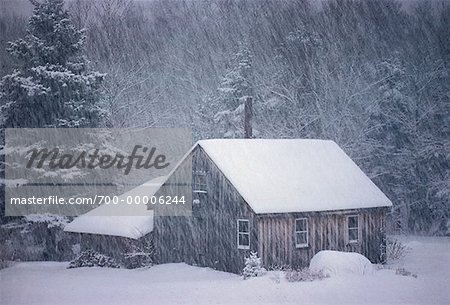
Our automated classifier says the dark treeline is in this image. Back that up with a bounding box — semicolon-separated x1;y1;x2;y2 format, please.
0;0;449;234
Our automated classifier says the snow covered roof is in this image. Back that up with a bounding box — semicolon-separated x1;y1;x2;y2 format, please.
196;139;392;214
64;176;165;239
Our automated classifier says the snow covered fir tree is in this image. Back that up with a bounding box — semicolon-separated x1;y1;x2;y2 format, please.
0;0;105;218
367;57;450;234
0;0;106;262
212;44;255;138
242;251;266;279
0;0;104;129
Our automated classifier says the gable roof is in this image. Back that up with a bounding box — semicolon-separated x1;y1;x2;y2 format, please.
64;176;165;239
196;139;392;214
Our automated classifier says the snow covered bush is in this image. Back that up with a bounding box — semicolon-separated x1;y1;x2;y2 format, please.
122;240;154;269
242;251;266;279
267;264;290;271
285;268;328;282
395;268;417;278
386;237;409;261
72;234;155;269
123;252;153;269
68;250;120;269
310;250;374;277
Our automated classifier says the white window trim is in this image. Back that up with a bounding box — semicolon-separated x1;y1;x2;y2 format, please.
237;219;250;250
193;170;207;192
347;215;359;243
295;218;309;248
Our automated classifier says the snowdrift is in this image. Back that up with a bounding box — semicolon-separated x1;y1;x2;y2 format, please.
309;250;373;277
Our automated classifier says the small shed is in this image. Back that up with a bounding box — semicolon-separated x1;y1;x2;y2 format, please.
64;177;165;263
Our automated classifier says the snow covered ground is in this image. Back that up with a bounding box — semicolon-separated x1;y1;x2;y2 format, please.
1;236;449;305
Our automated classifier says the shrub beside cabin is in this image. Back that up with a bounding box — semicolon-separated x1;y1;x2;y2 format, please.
65;139;392;273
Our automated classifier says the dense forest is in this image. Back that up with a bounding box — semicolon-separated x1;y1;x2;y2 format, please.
0;0;449;235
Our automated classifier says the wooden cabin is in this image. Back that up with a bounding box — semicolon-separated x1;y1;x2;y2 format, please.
153;139;392;273
66;139;392;274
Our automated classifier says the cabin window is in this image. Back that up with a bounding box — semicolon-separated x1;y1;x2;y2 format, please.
347;215;359;243
295;218;309;248
237;219;250;249
193;170;207;193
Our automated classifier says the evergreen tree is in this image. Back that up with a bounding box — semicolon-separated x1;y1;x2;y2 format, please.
0;0;105;128
218;44;253;110
0;0;106;218
213;44;254;138
242;251;266;279
368;56;450;234
368;57;416;232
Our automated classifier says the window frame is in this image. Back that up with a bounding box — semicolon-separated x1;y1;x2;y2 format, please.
347;215;359;243
237;219;250;250
193;170;207;193
295;217;309;248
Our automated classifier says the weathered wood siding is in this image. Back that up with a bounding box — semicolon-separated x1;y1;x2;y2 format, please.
153;146;257;274
257;207;388;268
